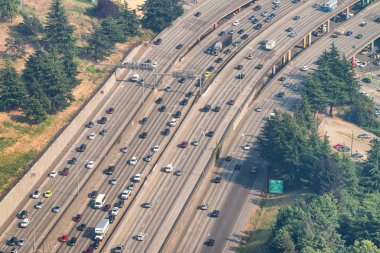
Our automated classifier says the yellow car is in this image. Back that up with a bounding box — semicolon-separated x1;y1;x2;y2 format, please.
44;190;53;198
203;71;211;78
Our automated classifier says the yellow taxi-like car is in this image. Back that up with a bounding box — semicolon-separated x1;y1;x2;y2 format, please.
203;71;211;78
44;189;53;198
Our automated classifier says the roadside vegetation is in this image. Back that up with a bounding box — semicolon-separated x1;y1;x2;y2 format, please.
241;45;380;252
0;0;183;193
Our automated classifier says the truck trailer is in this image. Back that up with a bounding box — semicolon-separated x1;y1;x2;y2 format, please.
320;0;337;11
94;218;110;241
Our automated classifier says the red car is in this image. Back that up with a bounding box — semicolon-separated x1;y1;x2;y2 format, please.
58;234;68;243
61;167;70;176
86;247;94;253
333;144;344;149
106;107;114;114
180;141;188;148
73;214;82;222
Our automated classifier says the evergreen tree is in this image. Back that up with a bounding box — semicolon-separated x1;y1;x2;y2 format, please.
115;4;139;37
23;96;47;123
62;50;79;88
17;14;44;37
271;228;296;253
94;0;119;18
0;62;27;110
345;94;379;128
360;140;380;193
140;0;184;32
0;0;20;22
352;240;380;253
86;28;114;60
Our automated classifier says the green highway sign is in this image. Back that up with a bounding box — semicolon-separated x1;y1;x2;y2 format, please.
269;179;283;194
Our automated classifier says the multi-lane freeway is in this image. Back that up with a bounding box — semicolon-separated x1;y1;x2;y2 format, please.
1;0;379;252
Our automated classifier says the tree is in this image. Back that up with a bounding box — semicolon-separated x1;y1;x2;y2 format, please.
0;62;27;110
345;94;379;128
360;140;380;193
115;4;139;38
310;155;343;195
17;14;44;37
85;27;114;60
140;0;184;32
93;0;119;18
351;240;380;253
22;96;47;123
271;228;296;253
0;0;20;22
4;37;27;59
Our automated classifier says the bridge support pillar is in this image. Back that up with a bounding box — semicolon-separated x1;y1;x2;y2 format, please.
287;50;292;61
371;41;375;52
308;32;312;45
213;23;218;30
272;65;276;75
327;19;330;33
282;55;286;64
346;7;350;19
351;55;356;68
303;37;307;48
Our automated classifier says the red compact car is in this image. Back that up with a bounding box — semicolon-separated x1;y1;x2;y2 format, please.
58;234;68;243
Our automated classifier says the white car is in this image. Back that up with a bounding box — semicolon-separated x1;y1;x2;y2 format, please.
133;173;142;182
152;145;160;152
20;218;31;228
129;156;137;165
200;203;208;210
49;171;58;178
169;119;177;127
273;0;280;3
301;66;309;71
232;20;240;26
136;232;146;241
121;146;128;153
244;144;252;150
35;202;43;209
192;140;199;146
86;161;95;169
111;207;120;216
88;133;96;140
32;190;41;199
120;190;131;200
165;86;172;92
53;205;61;213
110;178;117;185
255;107;262;112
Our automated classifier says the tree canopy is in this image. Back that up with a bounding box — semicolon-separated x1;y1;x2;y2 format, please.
0;0;20;21
0;62;27;111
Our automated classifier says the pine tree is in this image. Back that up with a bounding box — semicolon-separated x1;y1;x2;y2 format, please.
116;4;140;37
360;140;380;193
23;96;47;123
0;62;27;110
86;28;114;60
0;0;20;22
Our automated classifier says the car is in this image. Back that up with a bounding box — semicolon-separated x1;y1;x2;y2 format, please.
218;31;225;36
154;38;162;45
232;41;241;47
151;145;160;153
192;140;199;146
214;176;222;183
359;21;367;26
9;247;17;252
115;199;125;208
53;205;61;213
203;71;211;78
44;190;53;198
17;238;26;247
251;18;259;24
175;169;182;176
99;129;108;136
129;156;137;165
261;11;268;17
236;64;243;70
203;104;211;112
279;76;286;81
110;178;117;185
78;223;87;231
356;34;363;39
140;132;148;139
224;49;232;54
253;5;261;11
213;106;221;112
7;237;18;246
293;15;301;20
215;57;223;63
256;64;264;69
181;98;189;106
285;27;294;32
206;131;214;137
276;92;285;98
86;121;94;128
49;171;58;178
162;128;170;136
142;201;153;208
58;234;68;243
333;144;344;149
186;91;193;98
92;240;100;249
76;143;86;152
105;166;115;175
156;97;163;104
246;54;254;60
136;232;146;241
86;161;95;169
227;99;235;105
67;237;77;246
284;82;292;88
20;218;31;228
228;29;235;35
103;204;111;212
194;11;201;17
345;31;353;36
289;31;297;37
32;190;41;199
180;141;188;148
89;190;98;199
111;207;120;216
159;105;167;112
237;29;245;34
128;182;135;190
352;152;364;159
235;164;242;170
61;167;70;176
99;116;107;124
174;111;182;118
35;201;43;209
68;157;77;164
145;154;152;162
337;146;350;152
358;134;371;139
210;210;220;217
205;239;215;246
106;107;114;114
362;77;371;83
207;66;215;72
254;23;263;29
301;66;309;71
114;245;125;253
86;247;94;253
140;117;148;125
241;34;249;40
244;144;252;150
232;20;240;26
176;44;183;49
255;107;262;112
133;173;143;182
164;86;172;92
199;203;208;210
226;156;232;162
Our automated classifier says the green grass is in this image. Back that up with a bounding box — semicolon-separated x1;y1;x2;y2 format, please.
238;191;311;253
0;137;16;152
2;121;31;134
30;117;53;137
0;150;37;193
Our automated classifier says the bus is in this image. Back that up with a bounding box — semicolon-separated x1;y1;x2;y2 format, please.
320;0;337;11
94;194;106;209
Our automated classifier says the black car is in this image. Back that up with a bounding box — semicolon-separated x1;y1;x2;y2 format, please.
276;92;285;98
235;164;242;170
154;38;162;45
236;64;243;70
211;210;220;217
18;210;28;219
86;121;94;128
218;31;225;36
224;49;231;54
205;239;215;246
207;66;215;72
140;132;148;139
173;111;182;118
76;144;86;152
279;76;286;81
254;23;262;30
186;92;193;98
89;190;98;199
215;58;223;63
236;73;245;79
156;97;163;104
7;237;17;246
162;128;170;136
115;199;125;208
253;5;261;11
251;18;259;24
362;77;371;83
180;99;188;106
196;77;205;87
68;157;77;165
92;240;100;249
108;214;115;224
241;34;249;40
176;44;183;50
159;105;167;112
256;64;264;69
178;77;186;84
106;107;114;114
105;166;115;175
99;117;108;124
237;29;245;34
140;117;148;125
194;11;201;17
213;106;221;112
225;156;232;162
99;129;107;136
78;223;87;231
203;105;211;112
68;237;77;246
227;100;235;105
206;131;214;137
214;176;222;183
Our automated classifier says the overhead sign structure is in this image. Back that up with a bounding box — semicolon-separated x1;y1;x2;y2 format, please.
269;179;283;194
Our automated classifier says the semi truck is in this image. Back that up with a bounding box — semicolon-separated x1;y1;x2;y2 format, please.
94;218;110;241
320;0;337;11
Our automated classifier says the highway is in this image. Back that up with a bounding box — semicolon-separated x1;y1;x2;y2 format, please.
0;0;261;252
163;3;380;253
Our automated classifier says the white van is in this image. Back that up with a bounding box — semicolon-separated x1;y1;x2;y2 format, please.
169;119;177;127
120;190;131;200
94;194;106;209
131;74;140;82
164;164;174;173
